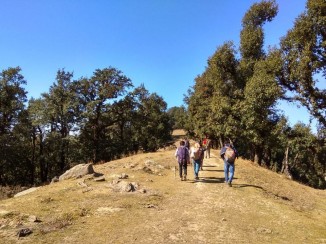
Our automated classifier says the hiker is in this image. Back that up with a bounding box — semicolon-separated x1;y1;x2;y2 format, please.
184;138;190;151
199;141;206;170
220;142;238;187
204;137;212;159
175;140;190;181
191;142;205;180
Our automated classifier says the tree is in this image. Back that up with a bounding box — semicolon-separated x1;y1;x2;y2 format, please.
279;0;326;127
239;0;278;78
0;67;27;133
186;42;240;144
206;42;241;146
75;67;133;163
241;51;283;164
27;98;49;183
0;67;28;185
167;106;188;130
41;69;79;173
237;0;279;163
132;85;172;152
0;67;33;185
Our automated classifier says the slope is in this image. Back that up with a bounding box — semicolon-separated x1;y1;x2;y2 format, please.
0;132;325;243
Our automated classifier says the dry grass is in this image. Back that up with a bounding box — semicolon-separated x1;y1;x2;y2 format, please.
0;131;326;243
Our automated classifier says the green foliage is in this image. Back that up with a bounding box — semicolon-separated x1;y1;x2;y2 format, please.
131;85;172;152
0;67;27;133
241;0;278;27
0;66;173;185
75;67;133;163
286;123;326;188
187;42;241;144
186;0;325;188
0;67;29;185
279;0;326;127
167;106;188;130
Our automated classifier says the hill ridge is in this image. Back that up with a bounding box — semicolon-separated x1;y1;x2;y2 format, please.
0;144;325;243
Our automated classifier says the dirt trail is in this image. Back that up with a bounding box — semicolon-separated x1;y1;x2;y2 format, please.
120;151;326;244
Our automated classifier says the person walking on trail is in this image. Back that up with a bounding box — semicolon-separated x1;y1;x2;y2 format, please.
199;141;206;171
203;136;212;158
184;138;190;154
191;142;205;180
220;142;238;187
175;140;190;181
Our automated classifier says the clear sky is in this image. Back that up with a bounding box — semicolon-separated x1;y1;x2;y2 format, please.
1;0;322;130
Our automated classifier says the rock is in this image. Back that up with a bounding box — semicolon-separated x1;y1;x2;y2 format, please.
0;209;11;217
139;166;153;174
77;180;88;187
51;176;59;184
82;187;93;193
131;182;139;190
14;187;40;198
118;173;128;179
17;228;32;237
145;204;157;208
94;176;106;182
59;163;95;181
257;227;272;234
108;180;140;192
28;215;41;223
124;162;137;169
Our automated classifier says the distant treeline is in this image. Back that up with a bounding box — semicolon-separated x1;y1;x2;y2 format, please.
170;0;326;189
1;0;325;189
0;67;173;186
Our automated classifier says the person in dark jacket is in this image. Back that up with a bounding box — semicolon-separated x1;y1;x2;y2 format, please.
175;140;190;181
220;142;238;187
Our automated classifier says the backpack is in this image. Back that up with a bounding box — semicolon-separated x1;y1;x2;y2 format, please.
178;146;188;165
193;148;202;160
185;140;190;149
224;146;236;163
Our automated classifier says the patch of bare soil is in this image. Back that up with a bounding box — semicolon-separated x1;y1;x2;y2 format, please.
0;136;325;243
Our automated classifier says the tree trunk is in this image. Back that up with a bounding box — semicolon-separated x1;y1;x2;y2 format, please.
281;146;292;179
37;127;47;182
29;129;37;185
219;137;223;149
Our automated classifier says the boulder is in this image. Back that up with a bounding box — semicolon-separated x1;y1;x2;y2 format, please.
59;163;94;181
108;180;139;192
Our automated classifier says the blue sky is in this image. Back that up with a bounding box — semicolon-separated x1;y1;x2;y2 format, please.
1;0;322;130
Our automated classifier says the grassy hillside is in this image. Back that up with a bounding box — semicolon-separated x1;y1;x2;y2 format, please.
0;130;325;243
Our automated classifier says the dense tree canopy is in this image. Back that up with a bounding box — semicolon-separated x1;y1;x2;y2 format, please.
0;67;172;185
186;0;325;188
278;0;326;128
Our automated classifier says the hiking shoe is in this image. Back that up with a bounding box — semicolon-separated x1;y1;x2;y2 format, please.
180;177;183;181
228;181;232;187
184;175;187;181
